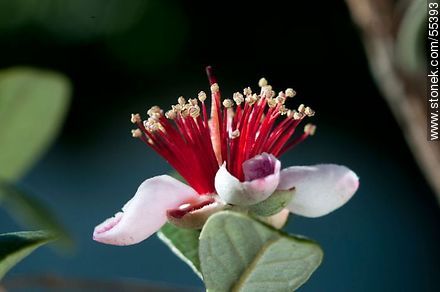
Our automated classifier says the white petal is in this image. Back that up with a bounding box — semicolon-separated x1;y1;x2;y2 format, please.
93;175;198;245
215;157;281;206
278;164;359;217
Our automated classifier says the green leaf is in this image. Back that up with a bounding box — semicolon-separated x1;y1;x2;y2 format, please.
157;223;202;278
234;237;322;292
0;67;71;181
0;230;55;279
249;189;293;217
199;211;323;291
0;181;71;246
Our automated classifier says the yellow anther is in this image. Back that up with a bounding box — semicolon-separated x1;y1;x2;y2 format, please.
230;129;240;139
178;96;186;106
151;114;162;121
305;106;315;117
258;78;268;87
233;92;244;105
144;119;159;132
180;108;189;118
263;85;272;91
279;105;288;115
269;90;276;98
222;99;234;108
188;98;198;106
276;96;286;104
131;129;142;138
210;83;219;93
285;88;296;98
198;91;207;102
267;98;277;108
293;112;304;120
148;114;162;122
304;124;317;135
147;106;162;117
298;104;305;113
287;109;296;119
131;113;141;124
261;86;274;99
188;105;201;118
172;104;182;112
165;110;177;119
148;117;158;123
243;87;252;96
246;93;258;105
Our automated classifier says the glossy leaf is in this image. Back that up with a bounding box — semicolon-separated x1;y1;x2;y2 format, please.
0;230;55;279
199;211;323;291
0;67;71;181
157;223;202;278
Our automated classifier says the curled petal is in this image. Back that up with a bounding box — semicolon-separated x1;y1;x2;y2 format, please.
278;164;359;217
215;154;281;206
93;175;198;245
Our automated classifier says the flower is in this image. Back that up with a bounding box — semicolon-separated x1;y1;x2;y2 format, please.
93;67;359;246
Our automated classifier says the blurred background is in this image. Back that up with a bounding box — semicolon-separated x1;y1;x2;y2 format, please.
0;0;438;291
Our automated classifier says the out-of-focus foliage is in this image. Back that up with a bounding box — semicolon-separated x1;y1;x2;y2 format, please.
0;67;72;277
0;0;147;39
0;0;188;71
105;1;187;69
0;230;55;280
0;67;71;181
0;182;71;246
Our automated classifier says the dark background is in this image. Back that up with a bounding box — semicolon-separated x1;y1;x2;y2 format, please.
0;0;439;291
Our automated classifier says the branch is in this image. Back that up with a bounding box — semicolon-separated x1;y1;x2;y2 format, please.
345;0;440;203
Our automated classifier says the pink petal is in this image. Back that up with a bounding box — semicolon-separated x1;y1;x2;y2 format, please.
93;175;198;245
215;154;281;206
278;164;359;217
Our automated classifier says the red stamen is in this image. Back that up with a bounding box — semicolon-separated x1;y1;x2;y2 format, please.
131;68;314;194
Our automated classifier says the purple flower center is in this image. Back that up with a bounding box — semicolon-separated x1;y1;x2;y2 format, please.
242;153;278;181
